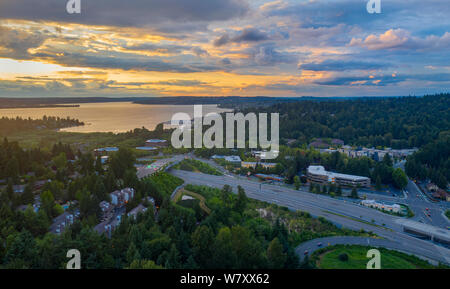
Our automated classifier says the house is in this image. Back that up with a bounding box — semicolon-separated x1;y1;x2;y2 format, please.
432;189;449;201
320;148;338;154
427;183;439;192
308;139;329;149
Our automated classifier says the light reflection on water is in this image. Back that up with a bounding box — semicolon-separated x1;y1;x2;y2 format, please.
0;102;230;133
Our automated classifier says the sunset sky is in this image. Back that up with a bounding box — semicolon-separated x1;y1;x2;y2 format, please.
0;0;449;97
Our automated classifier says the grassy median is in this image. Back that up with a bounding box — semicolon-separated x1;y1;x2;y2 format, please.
311;245;446;269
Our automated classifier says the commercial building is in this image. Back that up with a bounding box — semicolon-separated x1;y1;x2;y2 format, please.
241;162;277;170
307;165;371;188
361;199;401;213
254;174;284;182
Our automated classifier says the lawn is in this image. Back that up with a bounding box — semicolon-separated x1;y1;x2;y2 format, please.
174;189;211;215
313;245;439;269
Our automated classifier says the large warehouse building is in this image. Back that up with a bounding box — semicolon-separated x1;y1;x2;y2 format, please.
307;165;371;188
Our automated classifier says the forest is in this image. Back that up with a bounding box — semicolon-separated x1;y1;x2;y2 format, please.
405;131;450;189
0;116;83;136
242;93;449;149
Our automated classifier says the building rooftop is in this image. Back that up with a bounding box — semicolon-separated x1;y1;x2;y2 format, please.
307;165;369;181
146;139;167;143
224;156;241;162
94;147;119;152
136;146;158;151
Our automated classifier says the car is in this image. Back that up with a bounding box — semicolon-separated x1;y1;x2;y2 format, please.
317;242;322;247
426;208;429;211
304;250;309;255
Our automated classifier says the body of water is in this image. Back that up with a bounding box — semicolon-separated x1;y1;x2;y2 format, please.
0;102;230;133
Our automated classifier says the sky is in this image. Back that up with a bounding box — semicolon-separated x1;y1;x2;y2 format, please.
0;0;449;98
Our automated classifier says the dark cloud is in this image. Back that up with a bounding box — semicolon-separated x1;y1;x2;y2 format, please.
0;0;248;30
221;58;231;65
252;45;293;66
233;28;269;43
315;73;450;86
32;51;220;73
124;43;191;54
214;28;269;47
213;34;231;47
0;26;48;60
299;60;392;71
191;47;209;57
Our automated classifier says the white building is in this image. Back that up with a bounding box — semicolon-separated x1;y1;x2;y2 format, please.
361;199;401;213
307;165;371;187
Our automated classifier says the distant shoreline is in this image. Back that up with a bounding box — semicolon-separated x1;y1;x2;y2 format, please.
0;104;80;109
0;95;414;110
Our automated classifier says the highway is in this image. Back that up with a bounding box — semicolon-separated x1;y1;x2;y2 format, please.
170;169;450;265
295;236;441;265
